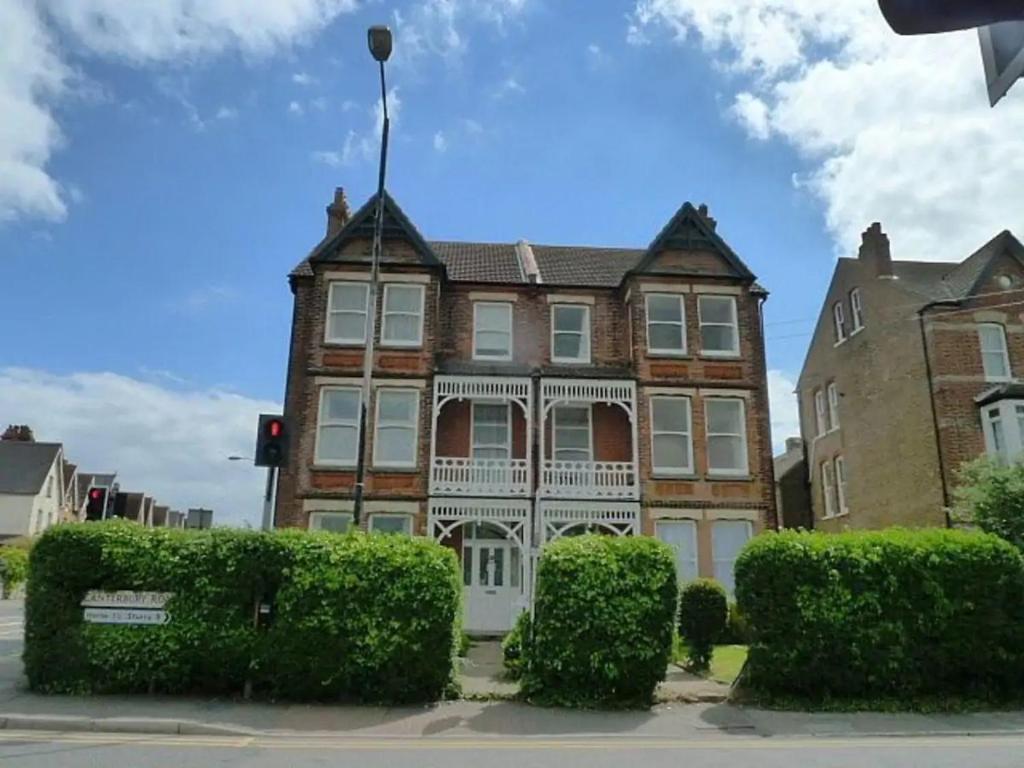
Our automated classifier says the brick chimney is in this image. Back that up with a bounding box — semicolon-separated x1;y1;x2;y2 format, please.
858;222;893;277
325;187;350;238
1;425;35;442
784;437;803;455
697;203;717;231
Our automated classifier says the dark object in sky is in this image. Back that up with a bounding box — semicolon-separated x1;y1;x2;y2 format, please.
980;21;1024;104
254;414;288;468
367;25;392;62
878;0;1024;35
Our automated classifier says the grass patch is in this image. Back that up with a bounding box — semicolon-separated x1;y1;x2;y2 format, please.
673;636;747;684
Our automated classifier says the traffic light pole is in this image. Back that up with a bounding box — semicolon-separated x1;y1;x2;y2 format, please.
261;465;277;532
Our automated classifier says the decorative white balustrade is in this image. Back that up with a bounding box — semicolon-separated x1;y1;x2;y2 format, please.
539;460;638;499
430;457;531;497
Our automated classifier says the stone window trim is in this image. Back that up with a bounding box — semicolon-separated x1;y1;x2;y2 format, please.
550;303;592;364
650;395;694;477
472;301;514;361
645;293;688;357
697;294;741;358
372;388;421;469
978;322;1012;382
833;300;848;346
850;288;865;333
380;283;425;349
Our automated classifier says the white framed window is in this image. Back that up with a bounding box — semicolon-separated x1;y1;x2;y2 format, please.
309;511;354;532
698;295;739;356
979;323;1011;381
833;301;847;344
326;282;369;344
655;520;699;583
372;389;419;468
985;406;1006;460
46;477;53;499
814;389;827;436
712;520;752;597
381;284;424;347
821;460;837;518
552;405;592;463
827;382;840;431
705;398;748;476
551;304;591;363
315;387;361;466
369;513;413;535
472;402;511;459
646;293;686;355
650;396;693;475
835;455;849;515
850;288;864;332
473;302;513;361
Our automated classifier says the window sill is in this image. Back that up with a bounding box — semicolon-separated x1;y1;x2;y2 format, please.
323;341;367;349
311;464;357;471
371;466;420;474
651;472;699;481
851;327;864;337
706;473;753;482
699;352;742;360
646;351;691;360
472;355;514;363
833;338;848;348
378;343;424;351
551;358;592;365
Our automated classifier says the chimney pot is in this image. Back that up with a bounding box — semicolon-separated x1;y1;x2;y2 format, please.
325;187;350;238
859;221;893;277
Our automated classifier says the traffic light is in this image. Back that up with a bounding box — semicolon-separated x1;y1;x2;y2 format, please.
85;487;107;521
255;414;289;468
878;1;1024;35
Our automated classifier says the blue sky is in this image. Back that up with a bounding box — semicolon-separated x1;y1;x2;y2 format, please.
2;0;1021;524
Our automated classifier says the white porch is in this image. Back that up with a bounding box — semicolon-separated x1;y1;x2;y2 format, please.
539;378;639;500
429;376;533;498
536;500;642;544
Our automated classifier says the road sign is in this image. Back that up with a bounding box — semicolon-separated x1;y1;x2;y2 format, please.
83;608;168;625
980;21;1024;105
80;591;172;625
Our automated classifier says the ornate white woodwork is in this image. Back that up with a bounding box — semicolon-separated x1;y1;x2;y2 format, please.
427;498;532;549
538;378;640;500
430;376;533;497
537;500;641;543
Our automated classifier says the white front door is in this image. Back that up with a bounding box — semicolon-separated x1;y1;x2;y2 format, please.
462;537;519;633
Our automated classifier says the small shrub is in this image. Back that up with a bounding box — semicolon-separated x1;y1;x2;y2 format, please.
736;528;1024;703
718;602;750;645
678;579;728;671
0;547;29;597
522;535;677;707
501;610;531;680
952;457;1024;550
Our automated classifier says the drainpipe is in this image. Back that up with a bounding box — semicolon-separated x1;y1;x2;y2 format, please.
917;304;953;527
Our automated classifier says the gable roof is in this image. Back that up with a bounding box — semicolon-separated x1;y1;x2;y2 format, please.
629;202;756;281
0;442;61;495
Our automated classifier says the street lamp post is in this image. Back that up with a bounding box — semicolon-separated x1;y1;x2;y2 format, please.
353;25;393;526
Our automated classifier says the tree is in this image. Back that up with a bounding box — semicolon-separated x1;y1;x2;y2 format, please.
951;457;1024;551
1;425;35;442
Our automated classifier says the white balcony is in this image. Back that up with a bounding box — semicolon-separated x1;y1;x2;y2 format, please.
539;460;638;500
430;457;531;497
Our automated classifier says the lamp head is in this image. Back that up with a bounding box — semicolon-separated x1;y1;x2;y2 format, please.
368;25;392;62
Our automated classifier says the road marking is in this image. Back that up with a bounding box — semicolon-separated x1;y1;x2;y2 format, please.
0;731;1023;752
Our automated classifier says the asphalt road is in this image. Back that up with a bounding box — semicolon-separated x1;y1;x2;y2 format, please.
1;731;1024;767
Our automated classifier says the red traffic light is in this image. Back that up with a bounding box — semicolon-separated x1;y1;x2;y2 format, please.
90;489;102;500
268;420;283;438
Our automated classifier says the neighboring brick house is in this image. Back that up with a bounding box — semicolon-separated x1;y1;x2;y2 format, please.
276;187;776;632
797;224;1024;531
774;437;811;529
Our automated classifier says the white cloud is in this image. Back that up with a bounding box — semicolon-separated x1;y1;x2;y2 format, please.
462;117;483;134
315;87;402;167
292;71;314;85
0;368;280;527
2;0;357;224
214;105;237;120
393;0;528;65
767;369;800;452
169;284;237;314
311;150;342;167
492;75;525;98
310;96;327;111
288;100;304;116
631;0;1024;262
433;130;448;152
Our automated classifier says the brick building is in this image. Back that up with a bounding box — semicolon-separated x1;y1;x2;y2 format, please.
275;188;776;632
794;224;1024;531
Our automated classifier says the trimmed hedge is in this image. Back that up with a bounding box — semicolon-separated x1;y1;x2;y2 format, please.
678;578;728;670
522;535;677;707
736;529;1024;702
25;522;461;703
0;547;29;596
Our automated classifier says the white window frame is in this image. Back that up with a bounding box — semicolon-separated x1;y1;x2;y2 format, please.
697;295;740;357
655;520;699;583
380;284;425;348
821;460;837;518
314;387;362;466
550;304;592;364
325;281;369;345
814;389;827;436
711;519;752;598
833;301;847;345
471;401;512;460
978;323;1012;382
827;382;840;431
552;405;593;463
850;288;864;333
984;405;1008;461
645;293;687;356
372;389;420;469
473;302;514;361
835;455;849;516
650;396;694;476
705;397;749;477
308;511;355;532
369;513;413;535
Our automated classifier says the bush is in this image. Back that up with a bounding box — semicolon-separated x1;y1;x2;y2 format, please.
501;610;531;680
736;529;1024;702
678;579;728;670
25;522;461;703
952;457;1024;550
0;547;29;597
718;602;750;645
522;535;677;707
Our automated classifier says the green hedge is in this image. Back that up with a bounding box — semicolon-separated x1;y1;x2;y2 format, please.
736;529;1024;702
522;535;677;707
25;522;461;703
0;547;29;596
